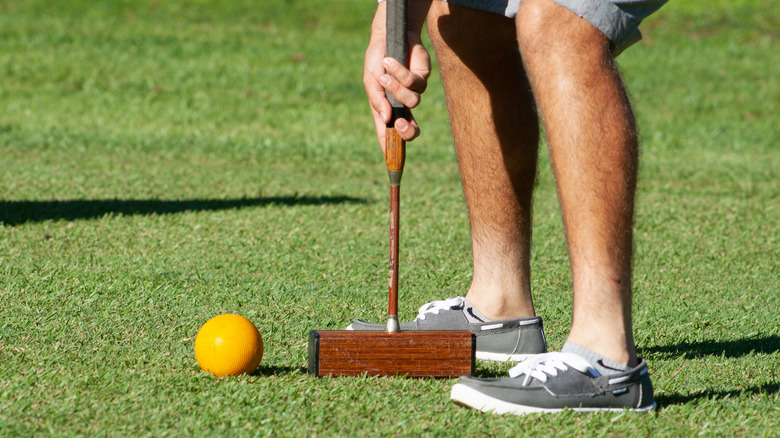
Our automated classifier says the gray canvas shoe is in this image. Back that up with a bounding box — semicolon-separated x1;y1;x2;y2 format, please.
450;352;656;415
347;297;547;362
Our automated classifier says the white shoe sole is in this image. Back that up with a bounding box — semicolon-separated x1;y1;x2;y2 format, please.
450;384;657;416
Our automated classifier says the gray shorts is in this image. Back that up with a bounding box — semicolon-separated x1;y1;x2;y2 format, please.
441;0;667;55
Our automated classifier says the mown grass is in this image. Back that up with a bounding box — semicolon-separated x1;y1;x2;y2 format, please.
1;0;778;436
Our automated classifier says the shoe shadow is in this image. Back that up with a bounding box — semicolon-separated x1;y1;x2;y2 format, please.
471;336;780;389
1;195;368;226
655;382;779;409
638;334;780;359
640;335;779;409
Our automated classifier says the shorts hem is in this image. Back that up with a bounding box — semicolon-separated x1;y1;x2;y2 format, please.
438;0;666;55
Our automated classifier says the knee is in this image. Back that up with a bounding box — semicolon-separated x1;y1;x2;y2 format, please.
515;0;558;54
428;1;519;68
515;0;610;57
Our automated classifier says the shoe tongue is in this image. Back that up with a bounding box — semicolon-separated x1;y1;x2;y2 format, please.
462;299;490;323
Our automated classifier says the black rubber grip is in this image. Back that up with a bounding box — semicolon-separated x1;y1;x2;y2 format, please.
385;0;409;120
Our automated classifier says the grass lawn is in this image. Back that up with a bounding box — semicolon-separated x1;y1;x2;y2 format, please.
1;0;778;435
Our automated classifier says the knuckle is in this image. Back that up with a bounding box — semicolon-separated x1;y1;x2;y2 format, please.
397;71;414;88
410;93;421;108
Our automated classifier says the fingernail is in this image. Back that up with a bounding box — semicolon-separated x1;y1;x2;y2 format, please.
380;111;387;121
397;119;408;131
379;75;391;86
383;58;392;67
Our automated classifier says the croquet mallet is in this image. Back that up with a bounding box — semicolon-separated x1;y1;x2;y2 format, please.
307;0;475;378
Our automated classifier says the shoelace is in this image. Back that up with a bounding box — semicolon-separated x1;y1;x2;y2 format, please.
414;296;465;321
508;352;600;386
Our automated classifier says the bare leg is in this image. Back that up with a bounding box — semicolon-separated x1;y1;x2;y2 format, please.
427;3;539;321
516;0;639;366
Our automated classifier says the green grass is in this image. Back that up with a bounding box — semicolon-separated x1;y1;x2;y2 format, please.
1;0;778;435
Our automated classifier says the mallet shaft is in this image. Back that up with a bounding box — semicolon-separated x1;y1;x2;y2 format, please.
384;0;408;333
386;167;402;332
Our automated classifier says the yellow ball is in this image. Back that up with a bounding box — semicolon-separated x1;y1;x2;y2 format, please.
194;314;263;377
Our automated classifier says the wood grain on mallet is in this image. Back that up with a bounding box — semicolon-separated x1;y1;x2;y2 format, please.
309;330;475;378
385;127;406;172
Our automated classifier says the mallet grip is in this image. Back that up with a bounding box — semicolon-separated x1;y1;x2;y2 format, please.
384;0;409;117
384;0;408;182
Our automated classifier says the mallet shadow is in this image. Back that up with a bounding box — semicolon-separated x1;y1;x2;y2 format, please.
1;194;368;226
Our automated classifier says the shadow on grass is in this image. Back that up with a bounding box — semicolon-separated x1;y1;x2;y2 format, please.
656;382;780;409
643;335;779;409
472;369;506;379
0;195;368;226
639;334;780;359
473;364;517;379
470;336;780;388
254;365;307;376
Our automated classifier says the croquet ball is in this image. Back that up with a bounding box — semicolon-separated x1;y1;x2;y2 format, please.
194;314;263;377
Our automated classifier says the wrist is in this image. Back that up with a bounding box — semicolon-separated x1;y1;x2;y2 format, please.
374;0;431;40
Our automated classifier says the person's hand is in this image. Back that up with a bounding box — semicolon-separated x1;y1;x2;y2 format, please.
363;3;431;154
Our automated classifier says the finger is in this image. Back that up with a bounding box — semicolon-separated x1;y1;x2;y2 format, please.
394;116;420;143
374;115;387;154
380;73;422;109
364;71;392;125
382;57;428;94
